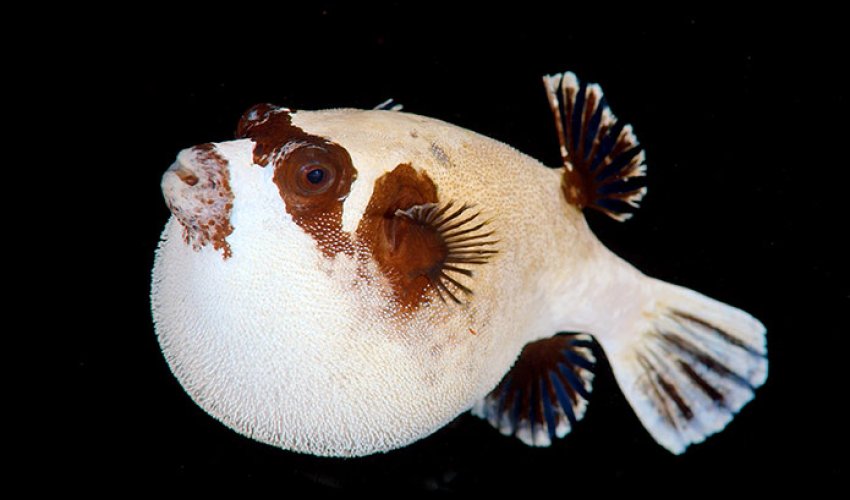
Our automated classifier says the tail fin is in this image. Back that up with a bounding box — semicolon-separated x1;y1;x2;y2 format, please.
597;279;767;454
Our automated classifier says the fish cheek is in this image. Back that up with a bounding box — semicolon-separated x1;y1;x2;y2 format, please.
356;164;446;309
388;218;448;273
380;215;450;299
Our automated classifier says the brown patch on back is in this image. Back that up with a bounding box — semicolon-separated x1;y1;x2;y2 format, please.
356;164;442;309
235;103;358;257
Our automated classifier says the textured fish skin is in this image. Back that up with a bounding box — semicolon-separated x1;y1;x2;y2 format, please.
152;82;766;457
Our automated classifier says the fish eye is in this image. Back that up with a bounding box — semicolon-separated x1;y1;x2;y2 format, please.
306;167;325;184
296;161;336;195
277;142;355;208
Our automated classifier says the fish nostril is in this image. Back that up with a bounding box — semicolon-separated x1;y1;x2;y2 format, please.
174;166;199;186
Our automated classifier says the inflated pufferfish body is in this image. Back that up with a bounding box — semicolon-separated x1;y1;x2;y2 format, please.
152;72;767;457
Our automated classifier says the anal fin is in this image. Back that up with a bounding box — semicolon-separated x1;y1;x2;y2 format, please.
472;333;596;447
543;71;648;222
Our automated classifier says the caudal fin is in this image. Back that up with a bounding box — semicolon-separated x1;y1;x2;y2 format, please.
597;279;767;454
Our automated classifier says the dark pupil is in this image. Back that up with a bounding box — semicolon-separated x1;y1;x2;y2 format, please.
306;168;325;184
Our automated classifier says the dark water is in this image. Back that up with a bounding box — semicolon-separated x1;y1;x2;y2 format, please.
73;6;845;491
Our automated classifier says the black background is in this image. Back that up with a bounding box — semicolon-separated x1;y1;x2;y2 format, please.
74;5;846;492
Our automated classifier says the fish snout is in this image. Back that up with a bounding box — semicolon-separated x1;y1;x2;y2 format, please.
161;144;235;255
162;144;230;211
168;163;200;187
161;161;200;210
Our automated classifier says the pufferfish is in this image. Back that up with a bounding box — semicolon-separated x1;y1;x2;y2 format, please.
151;71;767;457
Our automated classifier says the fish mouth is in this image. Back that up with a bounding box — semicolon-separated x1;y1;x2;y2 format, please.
168;164;199;187
161;143;235;258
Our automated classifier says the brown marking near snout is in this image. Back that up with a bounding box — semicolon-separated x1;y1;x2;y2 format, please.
235;103;358;258
168;143;235;259
356;163;498;311
175;168;199;186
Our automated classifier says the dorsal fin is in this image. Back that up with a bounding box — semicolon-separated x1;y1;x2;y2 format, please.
373;98;404;111
542;72;648;222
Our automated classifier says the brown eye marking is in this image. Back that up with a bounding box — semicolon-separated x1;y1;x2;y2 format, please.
235;103;358;258
278;143;352;206
235;103;304;166
356;163;498;311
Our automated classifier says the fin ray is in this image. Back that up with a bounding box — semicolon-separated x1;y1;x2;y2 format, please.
550;372;579;427
472;334;596;447
395;201;498;305
542;71;648;221
594;279;767;454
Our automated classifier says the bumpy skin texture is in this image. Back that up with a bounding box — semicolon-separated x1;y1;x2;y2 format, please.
153;107;766;457
152;109;630;456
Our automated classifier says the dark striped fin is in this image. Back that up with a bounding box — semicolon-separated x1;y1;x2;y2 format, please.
395;202;498;305
596;280;767;454
542;71;647;222
471;333;596;447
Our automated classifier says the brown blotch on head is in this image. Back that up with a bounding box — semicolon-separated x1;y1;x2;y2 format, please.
357;163;498;310
356;164;442;308
235;103;358;257
235;103;309;167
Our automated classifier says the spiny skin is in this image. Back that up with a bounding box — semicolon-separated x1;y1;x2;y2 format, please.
153;109;624;456
153;104;766;456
